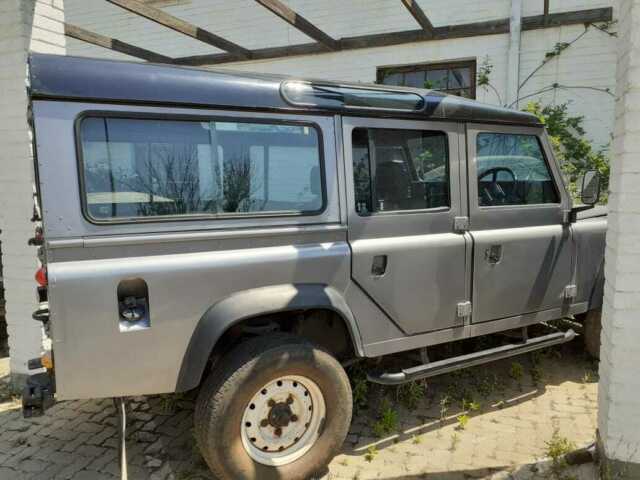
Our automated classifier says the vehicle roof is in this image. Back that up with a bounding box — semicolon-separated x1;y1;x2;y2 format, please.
28;53;541;127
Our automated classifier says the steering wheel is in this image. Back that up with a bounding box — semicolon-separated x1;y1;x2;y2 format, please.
478;167;517;205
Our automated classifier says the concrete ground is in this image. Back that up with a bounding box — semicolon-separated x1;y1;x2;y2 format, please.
0;343;600;480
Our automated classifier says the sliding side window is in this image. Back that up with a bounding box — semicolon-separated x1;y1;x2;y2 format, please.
79;117;324;221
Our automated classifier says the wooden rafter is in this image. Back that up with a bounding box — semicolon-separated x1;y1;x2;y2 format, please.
105;0;252;59
254;0;339;51
174;7;612;66
65;23;173;63
66;6;612;67
400;0;435;37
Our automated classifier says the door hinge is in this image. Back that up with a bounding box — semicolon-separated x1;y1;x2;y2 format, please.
564;284;578;300
454;216;469;233
457;301;472;318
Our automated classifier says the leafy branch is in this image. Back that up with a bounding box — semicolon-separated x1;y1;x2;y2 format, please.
477;56;503;105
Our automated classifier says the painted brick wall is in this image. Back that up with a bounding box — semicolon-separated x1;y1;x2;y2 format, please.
0;0;66;380
64;0;617;148
598;0;640;466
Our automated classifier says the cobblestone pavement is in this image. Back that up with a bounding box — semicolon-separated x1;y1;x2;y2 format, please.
0;344;600;480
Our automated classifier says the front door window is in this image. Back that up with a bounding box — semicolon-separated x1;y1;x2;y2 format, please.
476;133;559;207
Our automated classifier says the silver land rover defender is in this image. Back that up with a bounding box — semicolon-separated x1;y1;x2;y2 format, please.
22;53;606;480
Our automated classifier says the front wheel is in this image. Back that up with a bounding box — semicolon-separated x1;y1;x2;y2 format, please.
194;334;352;480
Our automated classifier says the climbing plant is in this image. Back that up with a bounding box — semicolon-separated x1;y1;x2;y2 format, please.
475;20;616;202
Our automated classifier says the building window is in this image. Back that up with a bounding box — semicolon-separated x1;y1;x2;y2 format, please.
377;60;476;99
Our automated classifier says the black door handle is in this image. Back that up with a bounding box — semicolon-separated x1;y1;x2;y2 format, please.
371;255;388;276
485;245;503;264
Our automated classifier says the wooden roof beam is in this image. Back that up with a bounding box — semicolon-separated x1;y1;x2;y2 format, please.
254;0;340;51
105;0;252;59
65;23;174;63
174;7;612;66
401;0;435;37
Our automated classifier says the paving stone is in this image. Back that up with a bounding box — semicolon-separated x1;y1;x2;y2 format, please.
85;427;115;446
52;455;92;479
85;448;117;472
133;431;158;443
28;462;70;480
0;348;600;480
60;432;92;453
72;470;115;480
75;445;106;459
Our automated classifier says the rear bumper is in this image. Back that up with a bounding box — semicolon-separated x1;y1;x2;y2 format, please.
22;371;55;418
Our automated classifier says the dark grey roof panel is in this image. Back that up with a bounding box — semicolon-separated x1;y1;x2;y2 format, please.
28;53;540;126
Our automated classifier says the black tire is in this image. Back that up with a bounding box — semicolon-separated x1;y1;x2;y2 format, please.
583;308;602;360
194;333;352;480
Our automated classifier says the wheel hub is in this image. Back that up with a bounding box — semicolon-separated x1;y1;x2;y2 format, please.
268;402;294;428
240;375;326;466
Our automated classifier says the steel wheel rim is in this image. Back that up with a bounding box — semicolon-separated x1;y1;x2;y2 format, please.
240;375;326;466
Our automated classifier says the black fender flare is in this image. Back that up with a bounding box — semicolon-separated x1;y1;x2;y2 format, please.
175;283;363;392
588;258;605;310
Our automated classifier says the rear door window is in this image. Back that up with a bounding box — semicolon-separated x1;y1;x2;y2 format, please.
79;117;324;221
351;128;449;215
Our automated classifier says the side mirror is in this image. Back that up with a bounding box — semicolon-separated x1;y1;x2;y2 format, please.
580;170;601;206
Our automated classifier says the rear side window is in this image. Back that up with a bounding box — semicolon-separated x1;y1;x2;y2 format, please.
78;117;324;221
352;128;449;215
476;133;559;207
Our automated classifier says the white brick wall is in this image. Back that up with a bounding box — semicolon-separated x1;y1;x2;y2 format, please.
598;0;640;466
0;0;66;380
64;0;617;148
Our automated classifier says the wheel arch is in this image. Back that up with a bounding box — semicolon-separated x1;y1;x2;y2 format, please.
175;283;363;392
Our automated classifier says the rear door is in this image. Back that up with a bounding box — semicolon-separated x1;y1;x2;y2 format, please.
466;124;574;324
344;117;469;335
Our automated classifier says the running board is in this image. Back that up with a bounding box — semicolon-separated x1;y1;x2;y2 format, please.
367;329;576;385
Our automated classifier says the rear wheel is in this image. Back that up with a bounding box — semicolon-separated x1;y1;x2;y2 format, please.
195;334;352;480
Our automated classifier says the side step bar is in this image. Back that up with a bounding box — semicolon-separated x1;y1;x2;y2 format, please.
367;329;576;385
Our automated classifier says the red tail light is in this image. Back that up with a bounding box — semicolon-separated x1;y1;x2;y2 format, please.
35;267;47;287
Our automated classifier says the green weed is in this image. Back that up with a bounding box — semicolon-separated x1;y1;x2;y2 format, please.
456;414;470;430
364;445;378;462
352;376;369;413
545;430;576;478
372;398;398;437
397;381;426;410
510;362;524;384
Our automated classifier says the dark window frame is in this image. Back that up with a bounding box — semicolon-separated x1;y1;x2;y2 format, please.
352;127;451;217
377;60;477;99
475;132;561;208
74;111;328;225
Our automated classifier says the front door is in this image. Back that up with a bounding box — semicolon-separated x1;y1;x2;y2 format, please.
466;124;574;323
344;117;468;335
